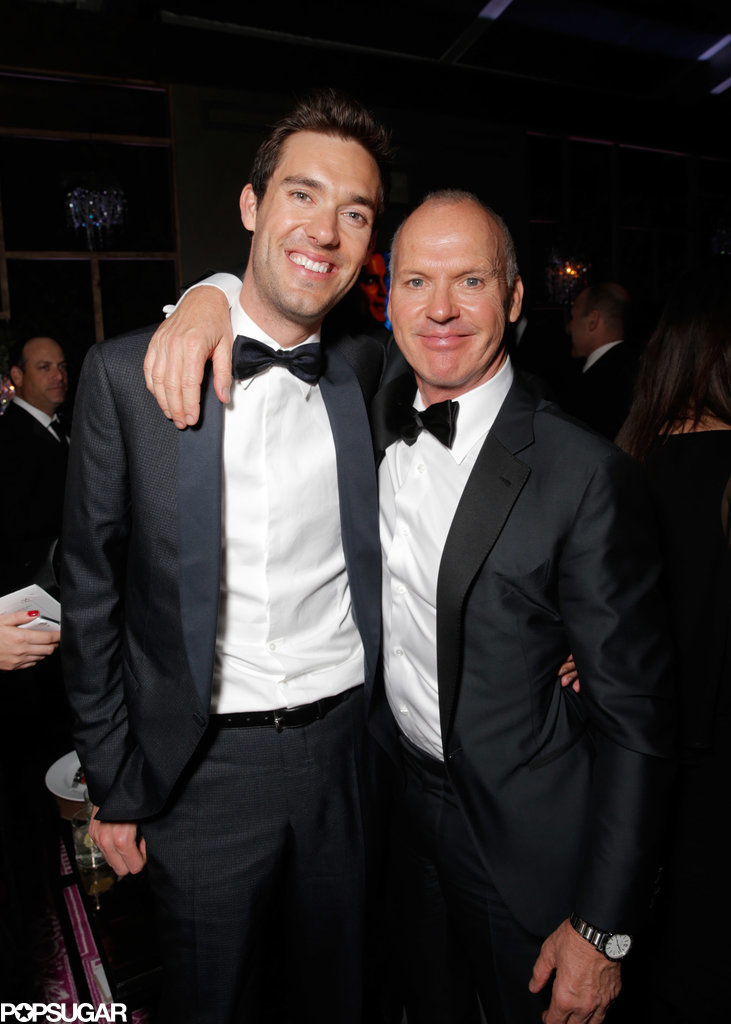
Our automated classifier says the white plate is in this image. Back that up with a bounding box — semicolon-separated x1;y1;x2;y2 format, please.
45;750;85;802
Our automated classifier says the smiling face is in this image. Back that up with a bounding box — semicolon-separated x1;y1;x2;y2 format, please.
10;337;68;415
388;199;523;405
238;130;380;346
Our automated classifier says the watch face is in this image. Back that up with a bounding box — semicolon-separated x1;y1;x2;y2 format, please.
605;933;632;960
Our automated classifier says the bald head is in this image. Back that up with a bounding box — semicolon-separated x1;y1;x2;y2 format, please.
391;190;519;291
387;192;524;405
567;282;630;359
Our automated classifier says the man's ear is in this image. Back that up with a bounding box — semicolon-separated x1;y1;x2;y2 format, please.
587;309;600;331
9;365;23;389
240;184;258;232
508;276;524;324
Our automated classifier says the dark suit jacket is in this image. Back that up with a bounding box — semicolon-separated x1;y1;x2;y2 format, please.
61;324;384;822
371;352;675;939
562;341;639;441
0;400;68;593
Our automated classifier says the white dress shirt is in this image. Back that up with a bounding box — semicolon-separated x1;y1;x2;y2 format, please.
211;300;364;713
380;359;514;759
162;272;242;319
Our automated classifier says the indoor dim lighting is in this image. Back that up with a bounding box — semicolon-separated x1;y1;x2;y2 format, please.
66;186;127;251
0;378;15;416
545;250;591;305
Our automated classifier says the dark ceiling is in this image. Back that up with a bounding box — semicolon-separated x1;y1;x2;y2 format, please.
2;0;729;153
158;0;731;100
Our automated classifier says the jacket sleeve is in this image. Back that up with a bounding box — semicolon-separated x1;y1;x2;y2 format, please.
61;343;133;807
559;447;676;931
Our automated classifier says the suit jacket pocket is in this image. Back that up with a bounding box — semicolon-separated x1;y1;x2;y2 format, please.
492;559;560;620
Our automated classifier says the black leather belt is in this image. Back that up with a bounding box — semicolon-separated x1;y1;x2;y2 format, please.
210;684;361;733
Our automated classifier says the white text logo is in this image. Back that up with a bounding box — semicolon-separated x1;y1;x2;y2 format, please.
0;1005;127;1023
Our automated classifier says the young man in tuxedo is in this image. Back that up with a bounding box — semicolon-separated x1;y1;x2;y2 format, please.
62;90;393;1024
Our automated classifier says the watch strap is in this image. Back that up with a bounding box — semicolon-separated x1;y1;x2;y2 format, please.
569;912;632;960
569;912;611;951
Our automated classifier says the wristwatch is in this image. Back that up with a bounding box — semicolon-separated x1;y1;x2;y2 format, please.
569;913;632;961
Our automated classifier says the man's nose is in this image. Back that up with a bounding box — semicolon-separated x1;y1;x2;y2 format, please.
426;283;458;322
307;207;339;247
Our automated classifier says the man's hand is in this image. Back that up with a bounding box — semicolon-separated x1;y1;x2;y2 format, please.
0;611;60;671
88;804;147;876
143;285;235;429
529;918;622;1023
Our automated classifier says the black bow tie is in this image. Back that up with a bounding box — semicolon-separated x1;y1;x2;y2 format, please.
395;399;460;449
232;336;323;385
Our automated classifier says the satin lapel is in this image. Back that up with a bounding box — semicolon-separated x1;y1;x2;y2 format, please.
436;431;530;746
320;344;381;684
177;370;223;712
370;344;416;462
370;371;418;459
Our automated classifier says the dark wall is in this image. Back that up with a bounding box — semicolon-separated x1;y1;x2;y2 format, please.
1;2;729;356
170;83;527;287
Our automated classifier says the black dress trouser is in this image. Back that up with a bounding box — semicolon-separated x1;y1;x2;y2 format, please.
143;689;369;1024
391;739;550;1024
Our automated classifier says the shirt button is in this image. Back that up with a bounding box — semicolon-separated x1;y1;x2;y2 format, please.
395;647;404;657
396;584;406;594
268;642;277;651
400;526;410;537
417;463;425;474
399;706;409;715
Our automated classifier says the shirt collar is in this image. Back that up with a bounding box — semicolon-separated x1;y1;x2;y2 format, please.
583;339;623;372
413;357;514;464
231;301;322;395
12;395;55;429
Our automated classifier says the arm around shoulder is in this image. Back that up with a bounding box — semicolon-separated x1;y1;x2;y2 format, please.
145;272;241;427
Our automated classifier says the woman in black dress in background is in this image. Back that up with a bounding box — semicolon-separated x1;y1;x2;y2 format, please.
615;263;731;1023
